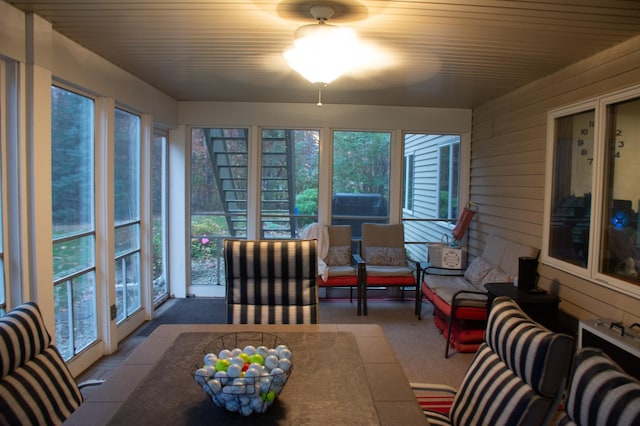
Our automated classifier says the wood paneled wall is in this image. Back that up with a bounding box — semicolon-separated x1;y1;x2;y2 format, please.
470;35;640;326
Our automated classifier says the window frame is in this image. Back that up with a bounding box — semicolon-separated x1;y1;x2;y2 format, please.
151;129;169;305
542;84;640;299
113;106;142;323
259;127;320;239
330;129;392;237
50;84;99;359
436;137;461;226
403;152;415;213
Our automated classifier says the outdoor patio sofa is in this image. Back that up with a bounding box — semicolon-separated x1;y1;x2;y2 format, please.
417;234;539;357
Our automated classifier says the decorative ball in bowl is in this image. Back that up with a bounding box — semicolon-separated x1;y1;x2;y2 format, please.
193;332;292;416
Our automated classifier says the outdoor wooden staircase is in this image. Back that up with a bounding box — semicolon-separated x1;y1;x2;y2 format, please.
204;129;297;238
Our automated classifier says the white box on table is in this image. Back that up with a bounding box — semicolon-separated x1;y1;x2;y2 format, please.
427;243;467;269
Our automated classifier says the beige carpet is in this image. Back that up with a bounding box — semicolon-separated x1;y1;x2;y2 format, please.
319;292;473;389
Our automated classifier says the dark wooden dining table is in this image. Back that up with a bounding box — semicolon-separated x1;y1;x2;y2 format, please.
63;324;427;425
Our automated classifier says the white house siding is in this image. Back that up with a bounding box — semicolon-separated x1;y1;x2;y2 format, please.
471;35;640;326
403;133;462;262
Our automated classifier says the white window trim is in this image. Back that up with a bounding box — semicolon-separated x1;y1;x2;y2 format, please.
403;151;415;214
542;84;640;300
436;137;461;229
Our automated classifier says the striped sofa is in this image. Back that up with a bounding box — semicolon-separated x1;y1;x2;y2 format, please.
415;297;574;426
557;347;640;426
224;239;319;324
0;302;82;425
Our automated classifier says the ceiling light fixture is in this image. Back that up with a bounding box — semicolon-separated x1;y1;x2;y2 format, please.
283;5;359;106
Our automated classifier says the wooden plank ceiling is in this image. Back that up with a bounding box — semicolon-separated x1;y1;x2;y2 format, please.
8;0;640;108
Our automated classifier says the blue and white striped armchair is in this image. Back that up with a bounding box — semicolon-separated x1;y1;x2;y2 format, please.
556;347;640;425
0;302;102;425
224;239;319;324
413;296;574;426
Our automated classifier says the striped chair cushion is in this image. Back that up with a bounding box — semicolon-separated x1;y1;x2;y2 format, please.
557;347;640;426
448;344;551;425
227;304;318;325
225;239;319;324
0;303;82;425
448;297;574;425
484;297;574;398
0;302;51;378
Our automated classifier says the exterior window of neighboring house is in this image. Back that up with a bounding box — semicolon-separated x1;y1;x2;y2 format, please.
544;85;640;296
114;108;141;322
51;85;98;360
403;153;415;211
190;128;248;286
331;130;391;239
152;129;168;304
438;141;460;221
260;129;319;239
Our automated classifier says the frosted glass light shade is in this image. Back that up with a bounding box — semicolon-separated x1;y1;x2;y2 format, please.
283;23;358;85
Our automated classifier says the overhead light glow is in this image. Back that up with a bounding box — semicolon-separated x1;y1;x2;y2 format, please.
283;21;359;85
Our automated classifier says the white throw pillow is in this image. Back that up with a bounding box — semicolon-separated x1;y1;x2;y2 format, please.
464;257;494;288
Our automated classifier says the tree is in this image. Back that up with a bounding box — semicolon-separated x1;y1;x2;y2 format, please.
333;131;390;195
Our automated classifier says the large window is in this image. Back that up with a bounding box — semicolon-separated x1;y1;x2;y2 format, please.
51;86;97;360
601;97;640;282
152;130;168;303
331;131;391;238
260;129;319;238
190;128;248;285
114;108;141;322
545;86;640;295
547;109;595;267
